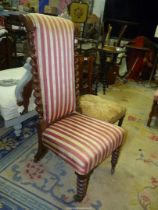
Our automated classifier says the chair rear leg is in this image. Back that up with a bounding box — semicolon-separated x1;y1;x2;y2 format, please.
74;172;91;202
111;147;121;174
118;115;125;126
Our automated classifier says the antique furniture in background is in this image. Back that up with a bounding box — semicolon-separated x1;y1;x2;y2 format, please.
0;30;14;70
78;54;126;127
147;89;158;127
125;36;157;81
0;16;15;70
75;13;101;89
21;13;125;201
98;44;125;94
98;22;127;94
0;11;28;68
148;26;158;86
0;57;36;136
4;13;27;67
76;13;101;57
69;1;89;37
77;54;97;94
69;1;89;23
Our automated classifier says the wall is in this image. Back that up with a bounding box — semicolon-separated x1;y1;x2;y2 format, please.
103;0;158;41
92;0;106;20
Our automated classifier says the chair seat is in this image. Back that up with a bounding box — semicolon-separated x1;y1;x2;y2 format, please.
79;94;126;124
154;90;158;101
42;113;124;175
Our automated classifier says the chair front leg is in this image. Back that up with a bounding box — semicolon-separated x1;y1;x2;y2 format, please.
34;123;48;162
111;146;121;174
74;172;91;202
34;143;48;162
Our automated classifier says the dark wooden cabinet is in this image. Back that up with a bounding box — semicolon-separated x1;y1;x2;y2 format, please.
107;64;119;84
0;13;27;70
0;34;14;70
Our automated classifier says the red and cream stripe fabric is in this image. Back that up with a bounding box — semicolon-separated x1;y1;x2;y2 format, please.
154;89;158;101
26;14;125;176
42;113;125;175
27;14;76;123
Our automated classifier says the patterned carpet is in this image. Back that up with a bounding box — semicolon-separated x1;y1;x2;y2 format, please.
0;81;158;210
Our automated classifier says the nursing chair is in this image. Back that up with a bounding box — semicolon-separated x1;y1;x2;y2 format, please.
21;13;125;201
147;89;158;127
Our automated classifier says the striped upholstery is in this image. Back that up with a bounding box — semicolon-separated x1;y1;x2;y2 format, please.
154;90;158;101
43;113;124;175
28;14;75;123
27;14;125;176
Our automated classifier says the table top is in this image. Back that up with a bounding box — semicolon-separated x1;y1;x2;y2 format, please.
98;44;125;54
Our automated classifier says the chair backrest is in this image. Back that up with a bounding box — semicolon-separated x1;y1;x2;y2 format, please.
22;14;76;124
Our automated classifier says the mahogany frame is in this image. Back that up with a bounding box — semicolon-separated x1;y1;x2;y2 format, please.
20;14;121;201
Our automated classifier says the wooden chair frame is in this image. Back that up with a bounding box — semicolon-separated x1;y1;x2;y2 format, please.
20;14;123;201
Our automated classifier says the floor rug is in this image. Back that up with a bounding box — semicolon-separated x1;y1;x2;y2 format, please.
0;81;158;210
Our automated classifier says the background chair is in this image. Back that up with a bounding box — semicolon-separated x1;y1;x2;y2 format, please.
69;2;101;58
69;2;101;89
147;89;158;127
77;13;101;56
21;13;125;201
69;1;89;38
0;57;36;136
125;36;157;81
78;54;97;94
78;54;126;126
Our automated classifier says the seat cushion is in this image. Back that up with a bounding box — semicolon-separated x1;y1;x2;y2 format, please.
79;94;126;124
42;113;125;175
154;90;158;101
